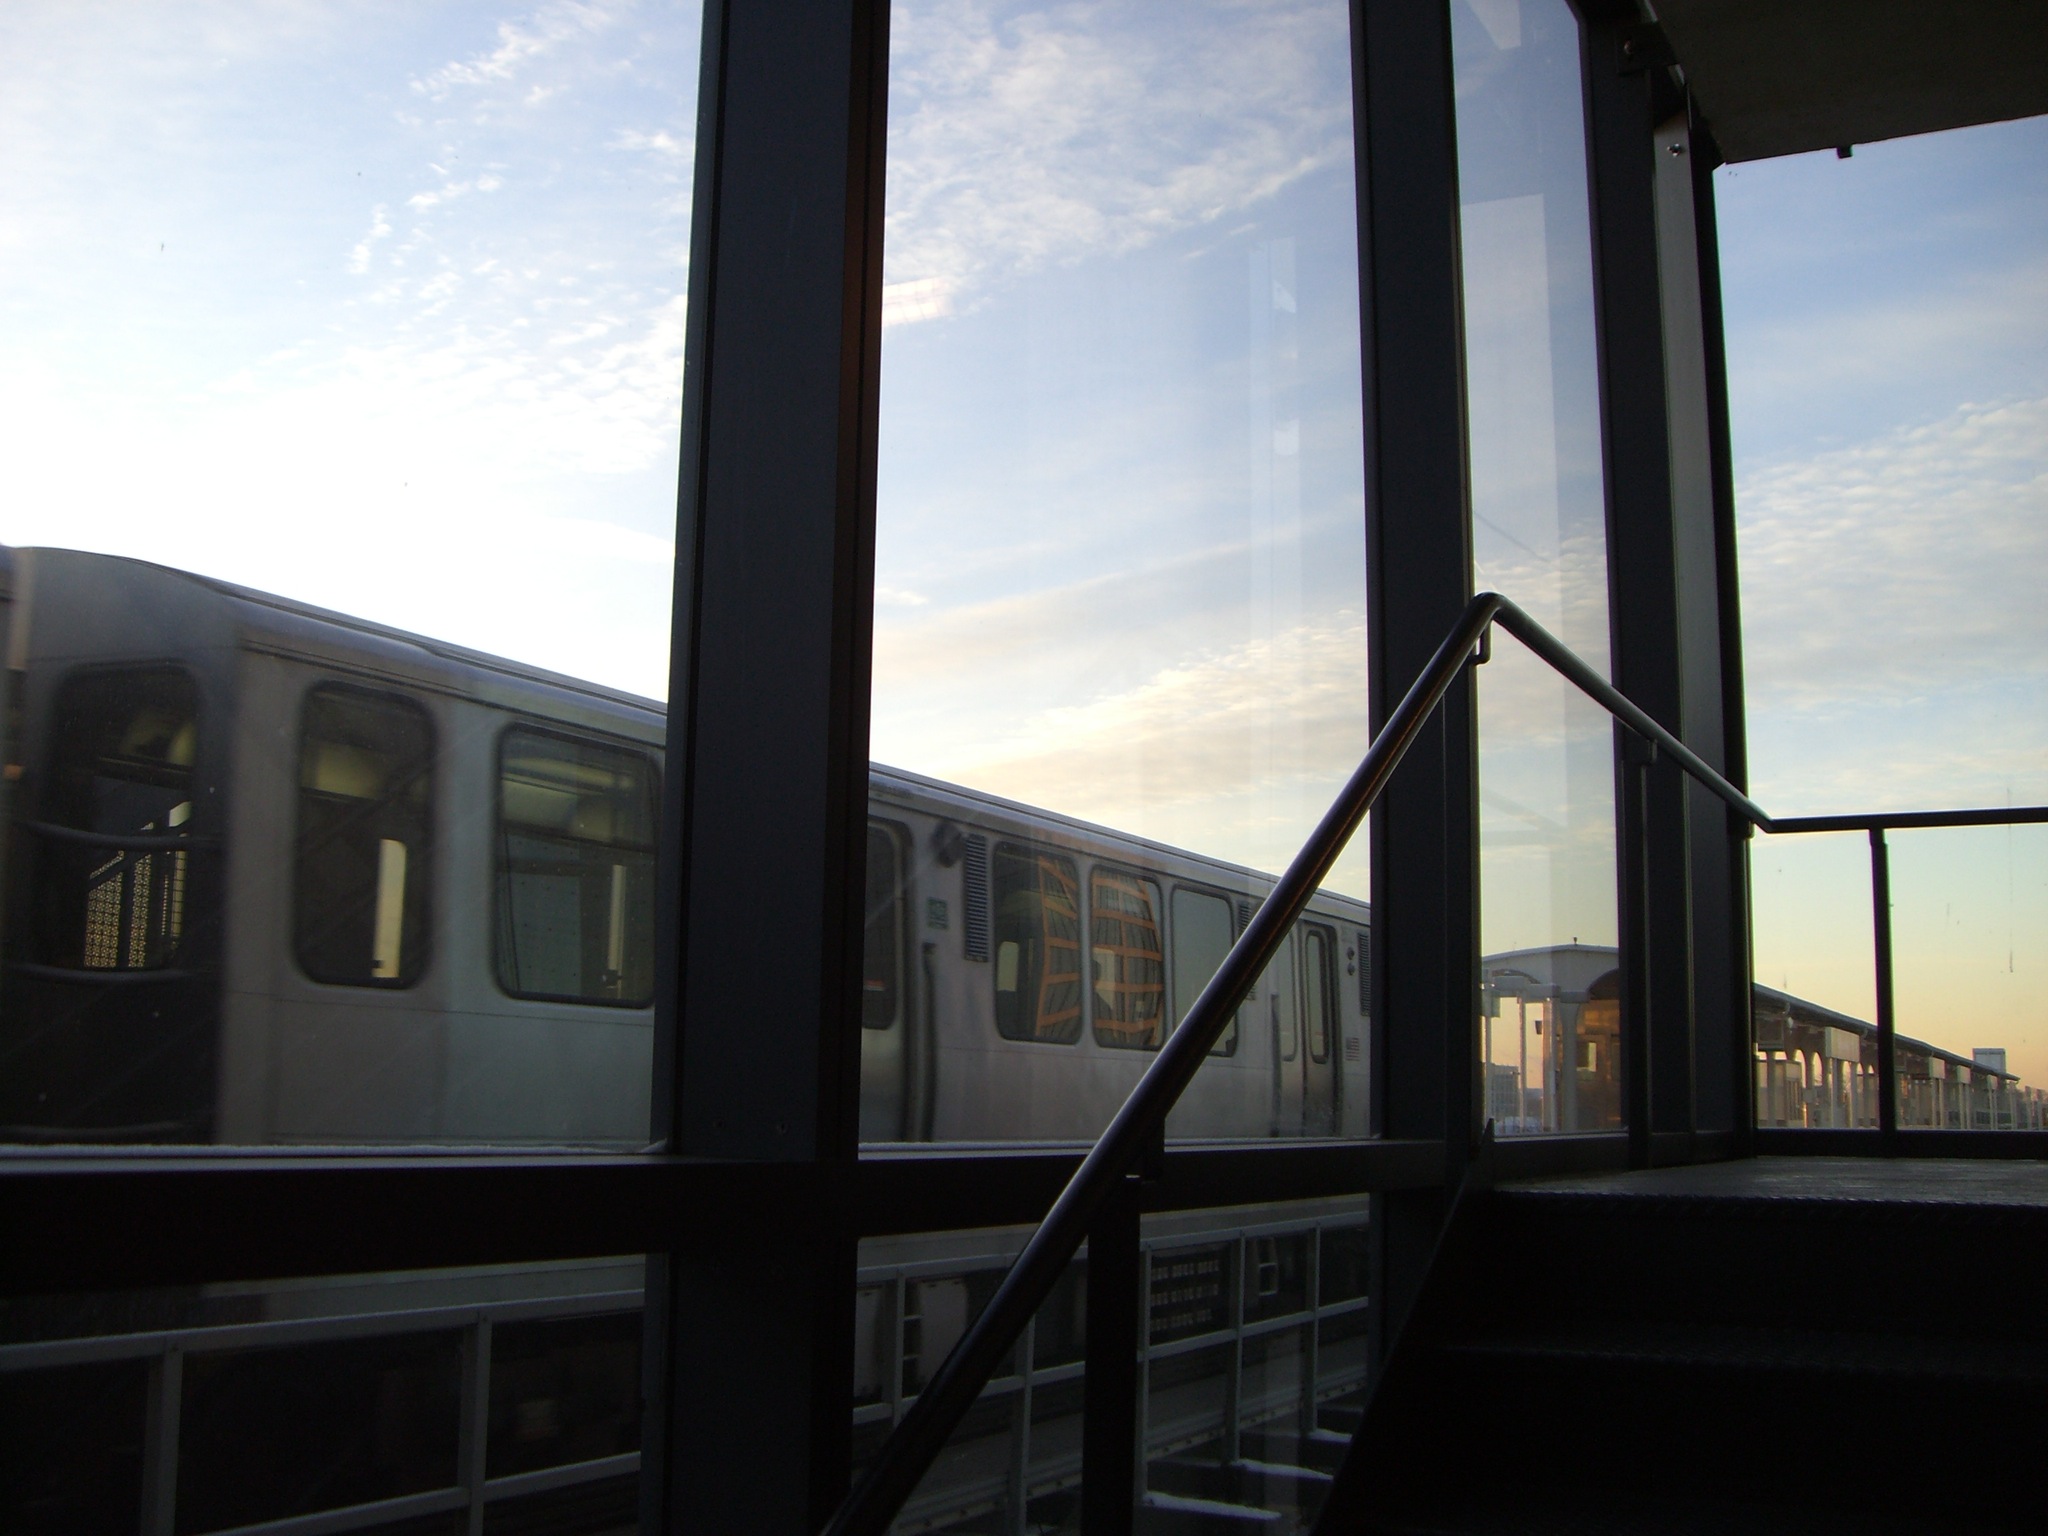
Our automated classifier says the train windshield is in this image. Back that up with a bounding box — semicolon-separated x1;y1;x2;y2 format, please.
495;729;658;1007
32;667;198;971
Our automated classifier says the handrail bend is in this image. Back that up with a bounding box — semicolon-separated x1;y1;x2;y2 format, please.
826;592;1769;1536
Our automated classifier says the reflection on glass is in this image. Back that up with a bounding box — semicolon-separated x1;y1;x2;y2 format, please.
1139;1206;1366;1533
0;3;699;1146
867;0;1371;1144
1889;826;2047;1130
1452;0;1620;1135
855;1202;1367;1534
0;1258;645;1536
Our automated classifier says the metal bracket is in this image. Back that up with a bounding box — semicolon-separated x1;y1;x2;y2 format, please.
1616;21;1675;75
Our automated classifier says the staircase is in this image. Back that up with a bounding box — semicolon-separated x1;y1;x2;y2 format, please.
1315;1158;2048;1535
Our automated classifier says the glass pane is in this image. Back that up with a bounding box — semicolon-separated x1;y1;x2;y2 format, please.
1140;1201;1366;1534
1452;0;1621;1137
1750;832;1877;1129
0;2;702;1146
495;728;657;1007
1717;122;2048;1131
866;0;1372;1145
1717;120;2048;823
852;1226;1084;1535
1890;825;2047;1130
0;1258;646;1536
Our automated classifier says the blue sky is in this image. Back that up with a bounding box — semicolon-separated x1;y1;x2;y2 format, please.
1717;120;2048;1080
0;0;698;697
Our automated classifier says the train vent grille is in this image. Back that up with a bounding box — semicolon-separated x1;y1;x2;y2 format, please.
1358;926;1372;1017
962;834;990;962
1235;898;1255;935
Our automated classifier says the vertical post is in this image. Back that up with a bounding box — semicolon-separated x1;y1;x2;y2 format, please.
643;0;892;1528
1081;1177;1143;1536
1622;741;1655;1167
459;1317;492;1535
1224;1235;1245;1464
1871;827;1898;1144
141;1345;182;1536
1005;1316;1035;1536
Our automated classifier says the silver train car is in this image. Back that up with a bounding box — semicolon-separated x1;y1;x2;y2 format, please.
0;547;1372;1147
0;548;1374;1536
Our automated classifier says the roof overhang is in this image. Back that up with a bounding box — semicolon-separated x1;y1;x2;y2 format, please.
1648;0;2048;162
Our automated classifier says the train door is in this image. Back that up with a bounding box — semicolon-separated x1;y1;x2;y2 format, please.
859;820;911;1141
1297;922;1338;1135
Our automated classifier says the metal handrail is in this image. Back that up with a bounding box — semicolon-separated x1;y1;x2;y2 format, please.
822;589;2044;1535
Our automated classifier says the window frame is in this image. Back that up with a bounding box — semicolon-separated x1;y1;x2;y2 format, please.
490;720;661;1010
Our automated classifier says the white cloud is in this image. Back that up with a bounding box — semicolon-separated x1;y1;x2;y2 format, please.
882;0;1351;312
413;0;626;98
1738;393;2048;811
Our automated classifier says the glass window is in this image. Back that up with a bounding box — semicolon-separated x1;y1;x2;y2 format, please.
867;0;1371;1140
864;822;905;1029
295;686;433;989
1301;923;1333;1064
1090;868;1165;1049
31;667;198;971
991;845;1082;1044
495;728;657;1007
1171;886;1238;1057
1452;0;1621;1136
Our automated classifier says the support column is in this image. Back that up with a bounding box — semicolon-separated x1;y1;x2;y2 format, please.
1350;0;1478;1364
642;0;891;1530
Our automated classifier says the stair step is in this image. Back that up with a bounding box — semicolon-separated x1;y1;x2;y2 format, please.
1441;1321;2048;1385
1137;1490;1285;1534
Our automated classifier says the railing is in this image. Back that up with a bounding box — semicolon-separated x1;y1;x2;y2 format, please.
825;589;2048;1536
1759;809;2048;1137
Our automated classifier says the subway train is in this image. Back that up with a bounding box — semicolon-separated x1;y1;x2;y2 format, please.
0;546;1371;1148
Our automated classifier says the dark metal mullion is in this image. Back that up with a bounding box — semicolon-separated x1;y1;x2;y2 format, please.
1350;0;1478;1374
1871;829;1899;1143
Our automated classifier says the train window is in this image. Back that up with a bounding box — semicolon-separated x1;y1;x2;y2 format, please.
1301;924;1334;1063
1169;888;1237;1057
495;729;657;1007
864;823;905;1029
32;667;199;971
1090;869;1164;1049
295;687;434;989
991;844;1083;1043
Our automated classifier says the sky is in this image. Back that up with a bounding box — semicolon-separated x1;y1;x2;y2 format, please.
0;0;698;698
1717;119;2048;1083
2;2;2040;1081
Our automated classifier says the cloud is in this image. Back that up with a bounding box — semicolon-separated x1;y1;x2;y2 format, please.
348;205;392;273
413;0;626;98
1737;393;2048;811
882;0;1352;312
1738;394;2048;709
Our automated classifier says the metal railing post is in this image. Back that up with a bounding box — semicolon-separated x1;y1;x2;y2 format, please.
1870;828;1899;1144
141;1344;182;1536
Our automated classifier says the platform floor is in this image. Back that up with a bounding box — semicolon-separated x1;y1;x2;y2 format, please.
1508;1155;2048;1208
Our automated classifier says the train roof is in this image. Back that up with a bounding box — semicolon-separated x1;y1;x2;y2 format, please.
16;545;665;721
869;761;1372;912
